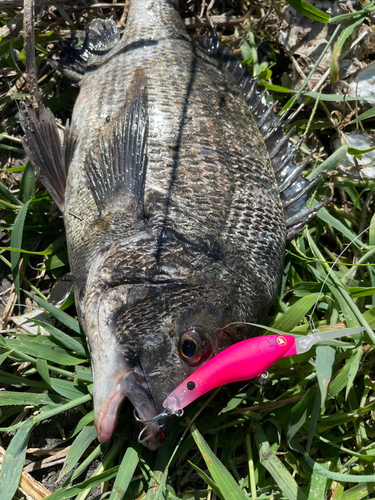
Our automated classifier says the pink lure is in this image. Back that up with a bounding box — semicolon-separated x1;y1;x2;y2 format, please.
163;327;364;413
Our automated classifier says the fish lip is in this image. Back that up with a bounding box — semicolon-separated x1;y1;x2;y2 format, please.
123;368;166;449
95;386;123;444
94;367;165;449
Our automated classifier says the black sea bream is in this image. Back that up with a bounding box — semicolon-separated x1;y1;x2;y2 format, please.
21;0;326;449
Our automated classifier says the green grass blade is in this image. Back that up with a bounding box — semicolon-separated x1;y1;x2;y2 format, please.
0;391;60;406
0;418;34;500
188;461;224;500
284;0;330;22
46;467;120;500
30;319;86;356
69;444;102;483
10;200;31;306
252;419;307;500
270;294;319;332
307;144;348;180
60;425;98;478
27;292;80;333
19;161;35;202
330;15;366;83
36;357;51;385
350;107;375;124
48;377;89;400
0;394;92;433
340;483;375;500
4;338;86;365
190;423;247;500
316;207;362;248
0;180;22;206
68;410;95;439
307;461;329;500
108;444;141;500
291;439;375;482
315;346;335;408
286;386;317;443
345;347;362;400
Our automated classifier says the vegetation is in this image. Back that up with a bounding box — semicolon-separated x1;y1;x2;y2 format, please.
1;0;375;498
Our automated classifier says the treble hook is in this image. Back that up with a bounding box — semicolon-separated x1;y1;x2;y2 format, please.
134;407;184;444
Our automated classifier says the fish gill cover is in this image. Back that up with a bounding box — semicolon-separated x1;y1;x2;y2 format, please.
0;0;375;499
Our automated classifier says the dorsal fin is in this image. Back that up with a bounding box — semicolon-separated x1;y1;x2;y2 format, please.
87;66;148;218
198;33;330;239
49;19;120;81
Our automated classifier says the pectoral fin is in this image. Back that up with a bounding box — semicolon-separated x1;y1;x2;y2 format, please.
86;67;148;219
20;103;74;212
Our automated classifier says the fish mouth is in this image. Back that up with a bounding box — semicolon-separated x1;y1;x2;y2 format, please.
94;367;166;450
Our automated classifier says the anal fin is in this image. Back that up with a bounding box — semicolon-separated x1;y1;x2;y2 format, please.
87;66;148;219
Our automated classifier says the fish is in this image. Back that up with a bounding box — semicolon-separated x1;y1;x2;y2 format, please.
20;0;327;450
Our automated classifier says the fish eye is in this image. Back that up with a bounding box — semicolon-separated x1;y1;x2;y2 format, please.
181;339;196;357
178;326;211;367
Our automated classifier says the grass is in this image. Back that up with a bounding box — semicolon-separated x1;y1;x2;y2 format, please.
1;0;375;499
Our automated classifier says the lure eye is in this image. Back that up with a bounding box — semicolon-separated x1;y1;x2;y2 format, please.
178;326;211;367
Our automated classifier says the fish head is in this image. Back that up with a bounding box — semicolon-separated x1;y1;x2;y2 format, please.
81;234;259;450
83;261;245;449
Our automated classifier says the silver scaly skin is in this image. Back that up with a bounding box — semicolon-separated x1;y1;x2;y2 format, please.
20;0;326;449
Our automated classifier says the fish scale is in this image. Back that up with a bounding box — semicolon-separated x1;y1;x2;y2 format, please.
21;0;328;450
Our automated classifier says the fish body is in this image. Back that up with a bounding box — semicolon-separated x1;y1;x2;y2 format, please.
21;0;324;449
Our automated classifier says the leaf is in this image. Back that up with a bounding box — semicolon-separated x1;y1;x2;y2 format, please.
45;467;120;500
307;461;329;500
1;38;21;73
269;294;319;332
4;338;86;365
286;386;317;443
0;418;34;500
69;444;101;483
316;207;362;249
350;107;375;125
261;81;368;101
19;161;35;203
67;410;94;439
252;419;307;500
49;377;89;400
0;394;92;433
0;369;46;389
190;423;247;500
0;180;22;206
315;346;335;408
307;144;348;180
330;15;365;83
340;483;375;500
345;347;362;400
328;352;357;399
284;0;330;23
291;439;375;482
348;146;375;156
188;462;224;500
27;292;81;334
10;200;31;306
36;357;51;385
60;426;98;478
30;319;86;356
0;390;60;406
108;444;141;500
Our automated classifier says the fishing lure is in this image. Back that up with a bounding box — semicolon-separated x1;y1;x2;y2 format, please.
136;326;364;442
163;326;364;412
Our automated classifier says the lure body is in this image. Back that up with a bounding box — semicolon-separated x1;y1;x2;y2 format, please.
164;335;296;412
163;327;364;413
